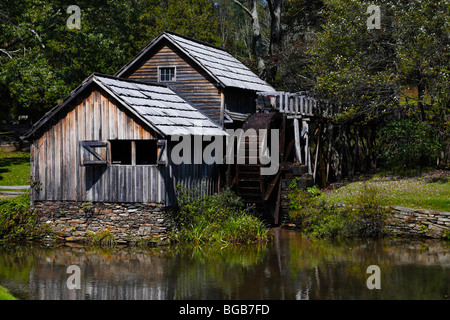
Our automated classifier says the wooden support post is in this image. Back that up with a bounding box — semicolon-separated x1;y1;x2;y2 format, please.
300;96;304;114
284;93;289;113
294;119;302;164
30;143;35;209
220;90;225;127
313;130;320;183
131;141;136;166
279;92;284;112
289;95;293;113
303;120;312;174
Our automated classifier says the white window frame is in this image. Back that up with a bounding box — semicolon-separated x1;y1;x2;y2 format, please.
158;66;176;82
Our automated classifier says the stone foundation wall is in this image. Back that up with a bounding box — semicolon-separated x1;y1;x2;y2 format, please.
388;206;450;238
34;201;170;244
279;190;450;239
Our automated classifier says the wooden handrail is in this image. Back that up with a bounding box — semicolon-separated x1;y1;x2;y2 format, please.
257;91;335;118
0;185;30;195
0;185;30;190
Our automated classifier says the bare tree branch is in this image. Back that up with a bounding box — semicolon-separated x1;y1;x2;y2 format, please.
0;48;21;59
0;49;13;59
230;0;252;18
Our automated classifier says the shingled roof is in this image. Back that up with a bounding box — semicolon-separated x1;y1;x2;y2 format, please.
115;31;275;92
23;73;227;139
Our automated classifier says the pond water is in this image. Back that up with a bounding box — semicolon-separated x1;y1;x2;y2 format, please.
0;228;449;300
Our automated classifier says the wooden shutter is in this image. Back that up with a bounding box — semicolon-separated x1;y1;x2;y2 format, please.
80;141;108;165
157;139;167;165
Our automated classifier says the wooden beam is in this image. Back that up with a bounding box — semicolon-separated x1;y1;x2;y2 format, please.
294;119;302;163
275;92;284;112
284;93;289;113
263;171;281;201
300;96;304;114
0;185;30;189
313;131;320;183
303;120;312;174
274;179;282;225
0;191;29;195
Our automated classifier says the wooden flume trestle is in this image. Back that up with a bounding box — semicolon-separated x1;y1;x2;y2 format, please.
232;91;331;225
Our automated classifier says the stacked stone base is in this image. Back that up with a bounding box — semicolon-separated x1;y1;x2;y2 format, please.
388;206;450;238
34;201;170;244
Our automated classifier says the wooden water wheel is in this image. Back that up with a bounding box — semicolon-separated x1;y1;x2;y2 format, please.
234;112;294;225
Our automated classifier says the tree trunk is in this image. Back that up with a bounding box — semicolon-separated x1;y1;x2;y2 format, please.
267;0;282;82
232;0;267;78
249;0;265;78
232;0;265;78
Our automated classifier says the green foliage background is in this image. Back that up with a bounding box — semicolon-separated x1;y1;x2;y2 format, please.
1;0;448;173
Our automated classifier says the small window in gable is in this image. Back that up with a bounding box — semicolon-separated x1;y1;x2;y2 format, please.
159;67;176;82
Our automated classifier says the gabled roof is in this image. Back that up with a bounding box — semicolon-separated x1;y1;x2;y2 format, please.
23;73;227;139
115;31;275;93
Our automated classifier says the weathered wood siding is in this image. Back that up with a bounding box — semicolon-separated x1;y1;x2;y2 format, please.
165;162;221;205
31;88;167;204
30;86;221;206
124;41;223;125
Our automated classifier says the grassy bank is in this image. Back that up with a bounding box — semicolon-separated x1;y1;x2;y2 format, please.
0;285;18;300
321;170;450;212
0;195;52;242
170;185;270;245
288;184;391;239
0;151;30;186
287;170;449;239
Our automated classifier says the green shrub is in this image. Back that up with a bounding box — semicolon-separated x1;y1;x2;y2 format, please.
377;119;441;170
344;184;391;238
220;214;268;244
170;184;270;244
0;195;51;241
86;230;116;247
287;183;390;239
287;188;311;225
287;184;323;226
297;202;348;238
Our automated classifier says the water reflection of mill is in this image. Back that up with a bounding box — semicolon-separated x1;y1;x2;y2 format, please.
2;229;449;300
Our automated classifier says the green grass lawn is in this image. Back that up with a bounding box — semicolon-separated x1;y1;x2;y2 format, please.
0;151;30;186
0;285;18;300
321;170;450;212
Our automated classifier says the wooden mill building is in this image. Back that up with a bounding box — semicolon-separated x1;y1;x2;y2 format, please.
24;31;332;230
24;31;276;210
115;31;275;126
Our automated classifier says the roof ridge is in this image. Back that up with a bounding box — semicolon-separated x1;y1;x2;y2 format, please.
93;73;168;88
163;30;227;52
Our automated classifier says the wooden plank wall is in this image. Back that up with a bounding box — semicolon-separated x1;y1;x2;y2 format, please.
165;162;220;205
126;41;223;125
32;89;167;204
31;88;221;206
